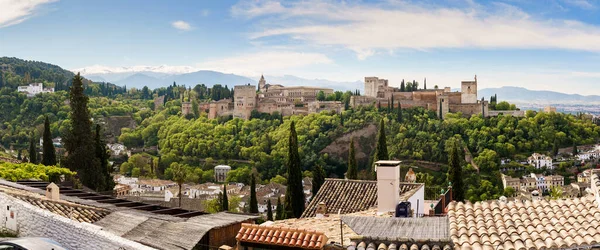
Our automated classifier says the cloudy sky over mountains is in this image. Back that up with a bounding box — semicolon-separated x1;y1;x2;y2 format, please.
2;0;600;94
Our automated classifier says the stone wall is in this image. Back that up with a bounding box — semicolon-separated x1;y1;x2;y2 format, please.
449;102;488;117
0;193;152;250
487;110;525;117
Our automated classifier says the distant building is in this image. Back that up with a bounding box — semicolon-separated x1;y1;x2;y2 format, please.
527;153;553;169
577;149;600;161
544;106;557;113
214;165;231;183
501;174;520;192
39;137;62;148
18;83;54;97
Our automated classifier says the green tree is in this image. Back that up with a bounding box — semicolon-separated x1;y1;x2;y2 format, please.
275;197;284;220
28;133;37;164
573;142;578;156
447;138;465;202
170;162;187;207
270;175;287;185
312;165;325;196
504;187;516;197
397;103;403;123
249;173;259;213
372;118;389;179
346;138;358;179
316;91;326;101
17;150;22;161
549;186;563;200
95;124;114;190
400;80;405;92
41;116;56;166
284;121;305;218
266;199;274;221
63;74;106;191
222;184;229;211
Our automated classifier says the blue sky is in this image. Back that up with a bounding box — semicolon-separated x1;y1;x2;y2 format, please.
2;0;600;94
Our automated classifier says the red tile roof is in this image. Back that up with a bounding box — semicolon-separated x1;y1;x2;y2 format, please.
236;223;328;249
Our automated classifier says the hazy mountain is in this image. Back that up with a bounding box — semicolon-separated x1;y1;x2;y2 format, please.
479;86;600;105
113;73;167;89
262;75;363;92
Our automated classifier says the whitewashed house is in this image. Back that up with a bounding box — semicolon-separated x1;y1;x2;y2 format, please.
527;153;553;169
18;83;54;97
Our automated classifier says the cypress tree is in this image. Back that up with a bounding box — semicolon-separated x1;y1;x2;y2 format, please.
387;98;391;113
17;150;22;160
312;165;325;197
64;73;105;191
28;134;37;164
275;197;284;220
346;138;358;179
552;139;559;157
372;119;389;179
400;80;405;92
448;139;465;202
249;174;258;213
397;103;403;123
267;199;274;221
391;95;394;110
95;124;113;190
42;116;56;166
222;184;229;211
284;121;305;218
439;101;443;119
424;78;427;90
573;142;578;156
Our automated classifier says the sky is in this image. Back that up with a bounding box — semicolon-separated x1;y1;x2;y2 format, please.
1;0;600;94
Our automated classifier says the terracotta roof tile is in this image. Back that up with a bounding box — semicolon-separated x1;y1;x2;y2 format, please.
448;196;600;249
237;223;328;249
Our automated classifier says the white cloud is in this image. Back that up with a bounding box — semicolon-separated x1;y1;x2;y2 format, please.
196;51;333;76
0;0;56;28
234;0;600;59
171;20;192;31
563;0;595;9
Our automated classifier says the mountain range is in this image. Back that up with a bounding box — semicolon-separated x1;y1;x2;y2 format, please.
479;87;600;105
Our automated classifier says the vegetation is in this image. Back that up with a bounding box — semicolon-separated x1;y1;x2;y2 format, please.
249;174;258;213
275;197;284;220
28;134;37;164
284;121;305;218
371;118;389;179
267;199;273;221
41;116;56;166
346;138;358;179
447;137;465;202
0;162;75;182
222;184;229;211
312;165;325;197
170;162;187;207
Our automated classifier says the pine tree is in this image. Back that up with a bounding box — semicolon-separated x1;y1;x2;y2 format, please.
28;134;37;164
275;197;284;220
63;73;105;191
267;199;274;221
312;165;325;197
222;184;229;211
95;124;114;190
284;121;305;218
372;119;389;179
400;80;405;92
448;139;465;202
42;116;56;166
249;174;258;213
346;138;358;179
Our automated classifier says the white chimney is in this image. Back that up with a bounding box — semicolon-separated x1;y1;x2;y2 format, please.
46;182;60;201
375;160;401;214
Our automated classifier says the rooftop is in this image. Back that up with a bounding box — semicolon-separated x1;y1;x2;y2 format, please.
448;195;600;249
236;223;328;249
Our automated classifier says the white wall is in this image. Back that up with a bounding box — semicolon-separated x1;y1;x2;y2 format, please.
406;185;425;218
0;193;154;250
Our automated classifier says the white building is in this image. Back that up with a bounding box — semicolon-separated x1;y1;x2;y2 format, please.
39;137;62;148
107;143;127;156
214;165;231;183
577;149;600;161
18;83;54;97
527;153;553;169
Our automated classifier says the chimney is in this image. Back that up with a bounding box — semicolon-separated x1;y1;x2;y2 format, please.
375;160;401;214
316;202;328;218
46;182;60;201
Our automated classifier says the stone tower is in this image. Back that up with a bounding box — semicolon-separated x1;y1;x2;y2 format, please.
437;94;449;119
364;77;388;98
233;84;257;119
258;75;266;93
461;75;478;104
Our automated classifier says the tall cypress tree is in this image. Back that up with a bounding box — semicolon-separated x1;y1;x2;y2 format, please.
400;80;405;92
249;174;258;213
552;138;559;156
28;134;37;164
312;165;325;197
64;73;105;191
372;119;389;179
424;78;427;90
573;142;578;156
42;116;57;166
17;150;22;161
397;103;403;123
222;184;229;211
267;199;274;221
448;139;465;202
284;121;305;218
346;138;358;179
275;197;284;220
95;124;114;190
439;101;443;119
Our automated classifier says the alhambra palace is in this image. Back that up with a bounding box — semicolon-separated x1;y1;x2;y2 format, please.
180;75;524;119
